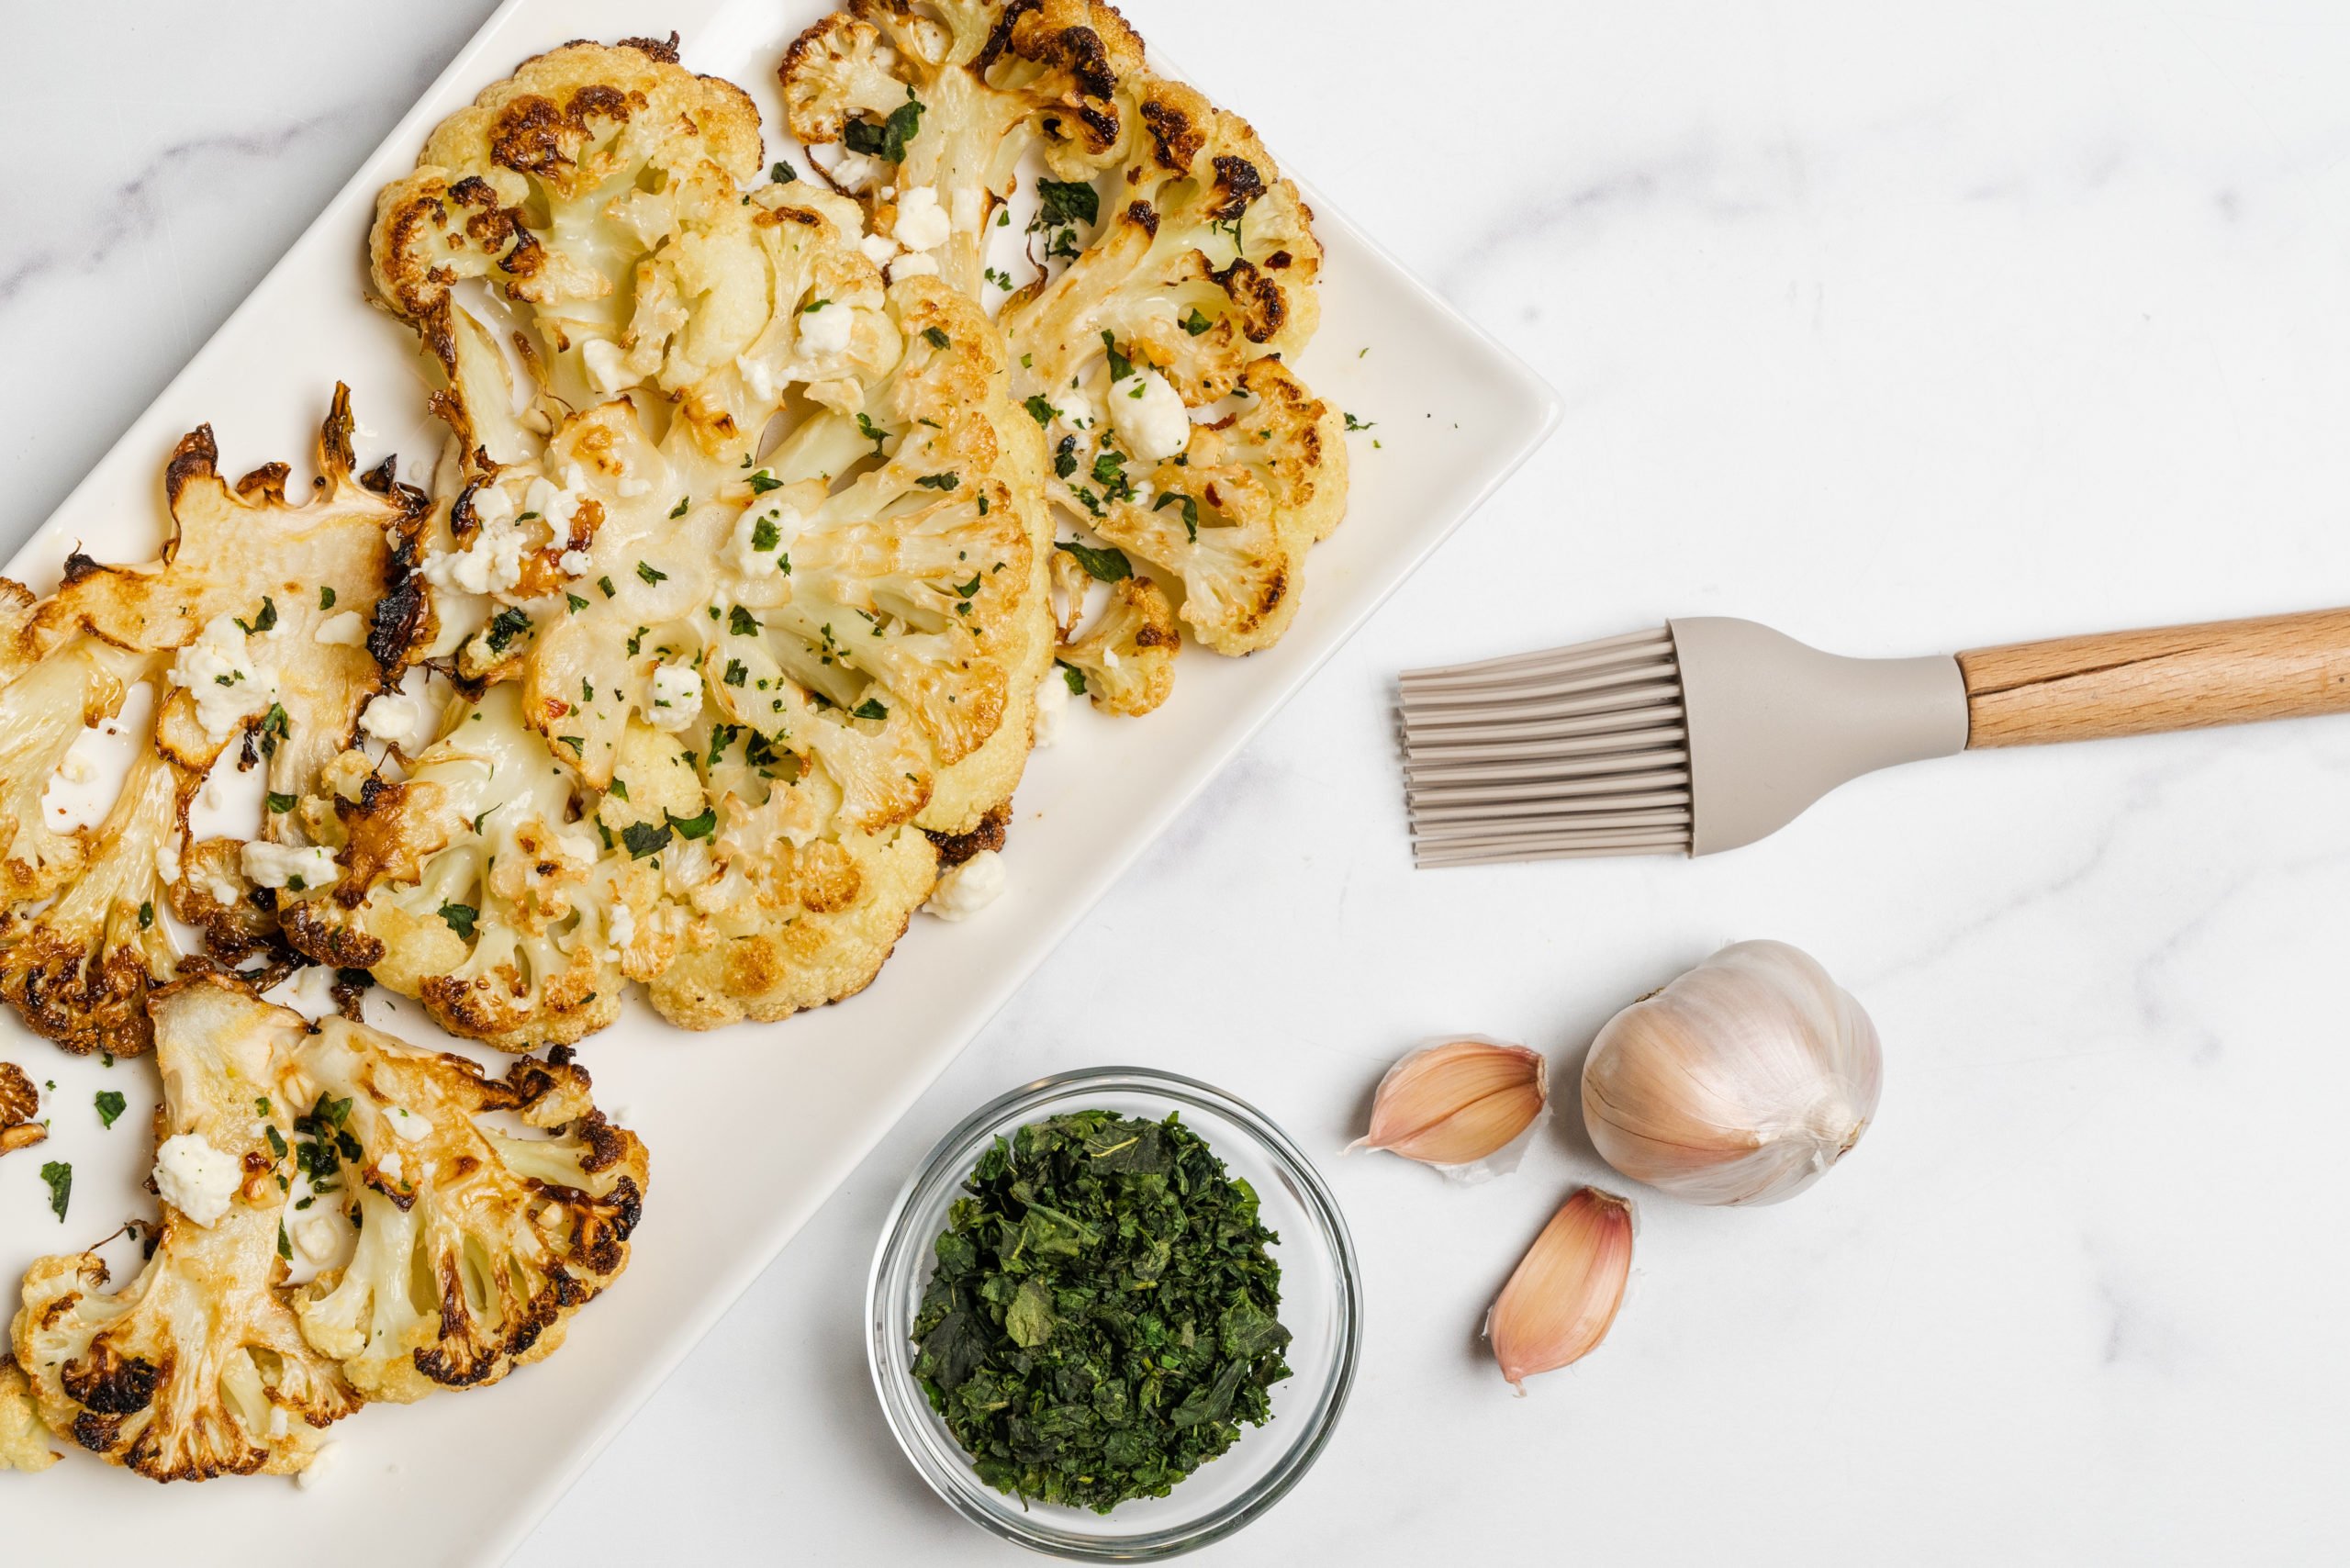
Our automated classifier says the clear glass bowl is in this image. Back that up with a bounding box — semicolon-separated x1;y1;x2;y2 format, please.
867;1066;1363;1560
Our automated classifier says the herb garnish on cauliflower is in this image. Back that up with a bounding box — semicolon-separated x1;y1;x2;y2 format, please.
780;0;1347;711
0;391;420;1055
303;38;1052;1041
11;976;362;1481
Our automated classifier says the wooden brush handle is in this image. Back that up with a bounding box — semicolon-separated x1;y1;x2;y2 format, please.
1959;608;2350;747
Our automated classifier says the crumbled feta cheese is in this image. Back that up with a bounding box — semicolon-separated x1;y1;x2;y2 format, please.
241;841;340;891
1112;369;1192;463
524;475;577;525
291;1213;343;1265
197;860;243;908
557;549;593;577
386;1106;432;1142
1057;385;1097;434
581;337;631;393
607;902;636;961
379;1150;403;1184
737;354;782;402
424;501;529;596
729;507;800;578
858;233;901;268
167;616;277;740
648;662;703;732
833;151;887;192
156;836;182;886
359;689;440;754
471;484;515;526
297;1441;342;1491
800;300;856;356
315;610;367;646
1033;670;1069;748
153;1134;241;1225
926;849;1006;921
889;252;941;280
893;185;952;251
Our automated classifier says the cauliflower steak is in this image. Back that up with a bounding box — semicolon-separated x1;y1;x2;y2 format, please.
0;390;421;1055
780;0;1348;712
298;37;1053;1042
278;991;649;1403
11;977;361;1480
11;976;650;1479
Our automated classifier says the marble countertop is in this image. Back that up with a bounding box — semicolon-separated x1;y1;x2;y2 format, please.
10;2;2350;1561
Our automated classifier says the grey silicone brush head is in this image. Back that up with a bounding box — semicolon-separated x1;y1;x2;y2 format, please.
1398;618;1969;866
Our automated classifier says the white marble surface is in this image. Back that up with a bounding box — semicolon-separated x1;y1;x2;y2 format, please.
10;2;2350;1562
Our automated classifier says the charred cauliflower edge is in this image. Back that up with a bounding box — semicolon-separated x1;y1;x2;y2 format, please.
9;975;645;1479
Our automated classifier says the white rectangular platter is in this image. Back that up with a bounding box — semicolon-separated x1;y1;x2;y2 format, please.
1;0;1556;1560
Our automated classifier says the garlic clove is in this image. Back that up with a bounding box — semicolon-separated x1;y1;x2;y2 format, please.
1487;1186;1633;1392
1354;1036;1549;1177
1581;940;1882;1207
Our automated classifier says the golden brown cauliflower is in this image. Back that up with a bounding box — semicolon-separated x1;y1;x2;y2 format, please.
0;1352;57;1472
11;976;362;1481
270;991;648;1404
1058;576;1179;716
319;39;1056;1040
779;0;1347;710
281;684;665;1050
0;391;420;1055
0;1060;40;1160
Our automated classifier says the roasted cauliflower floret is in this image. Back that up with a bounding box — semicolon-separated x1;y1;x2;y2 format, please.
275;996;647;1403
0;748;181;1056
1;1352;58;1472
0;1060;42;1160
0;639;142;905
782;0;1145;297
1080;357;1344;654
370;36;763;326
280;684;658;1051
373;38;885;474
10;976;360;1481
647;806;938;1029
0;390;420;1054
1058;576;1179;716
780;0;1347;713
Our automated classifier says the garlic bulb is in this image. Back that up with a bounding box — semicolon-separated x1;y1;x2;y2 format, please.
1487;1186;1633;1391
1352;1036;1549;1182
1581;940;1881;1206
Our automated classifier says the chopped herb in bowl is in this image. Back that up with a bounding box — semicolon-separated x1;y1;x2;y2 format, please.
912;1109;1292;1513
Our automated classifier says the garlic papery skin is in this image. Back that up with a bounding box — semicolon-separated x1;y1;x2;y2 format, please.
1351;1036;1549;1182
1581;940;1882;1207
1487;1186;1633;1392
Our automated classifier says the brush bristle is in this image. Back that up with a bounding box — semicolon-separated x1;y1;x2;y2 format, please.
1397;629;1692;866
